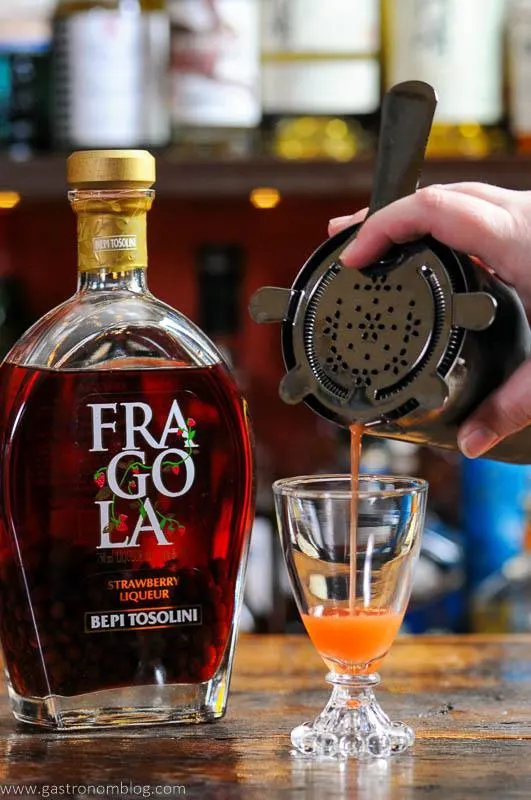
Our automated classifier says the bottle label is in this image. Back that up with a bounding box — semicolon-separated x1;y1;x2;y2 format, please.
170;0;260;127
86;606;202;633
509;4;531;135
53;10;169;147
84;395;200;633
75;197;151;272
93;235;137;254
386;0;504;124
0;361;252;696
87;397;199;553
261;0;380;115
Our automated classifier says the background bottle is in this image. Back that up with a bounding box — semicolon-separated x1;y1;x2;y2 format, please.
462;457;531;631
383;0;506;158
0;1;52;157
473;494;531;633
170;0;260;158
52;0;171;149
196;243;277;632
197;243;243;372
261;0;380;160
508;0;531;154
404;518;465;634
0;205;33;356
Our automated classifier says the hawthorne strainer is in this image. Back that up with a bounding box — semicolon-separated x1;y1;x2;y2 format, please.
250;82;531;463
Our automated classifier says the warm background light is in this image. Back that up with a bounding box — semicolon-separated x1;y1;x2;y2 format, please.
0;192;21;210
249;187;281;210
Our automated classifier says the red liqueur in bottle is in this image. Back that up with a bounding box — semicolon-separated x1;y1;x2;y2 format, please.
0;150;254;729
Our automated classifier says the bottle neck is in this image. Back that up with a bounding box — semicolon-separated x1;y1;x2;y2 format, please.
69;189;154;292
77;266;149;293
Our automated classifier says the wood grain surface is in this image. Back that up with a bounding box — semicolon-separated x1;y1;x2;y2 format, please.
0;634;530;798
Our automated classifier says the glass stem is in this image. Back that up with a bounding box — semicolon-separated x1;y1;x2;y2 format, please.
325;671;381;690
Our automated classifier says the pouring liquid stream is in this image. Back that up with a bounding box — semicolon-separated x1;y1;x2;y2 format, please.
349;423;364;612
301;423;404;671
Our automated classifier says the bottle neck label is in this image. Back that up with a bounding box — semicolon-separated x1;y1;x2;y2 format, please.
76;199;150;273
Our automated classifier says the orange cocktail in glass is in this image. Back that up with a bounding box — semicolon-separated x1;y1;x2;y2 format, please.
273;475;427;759
302;606;404;675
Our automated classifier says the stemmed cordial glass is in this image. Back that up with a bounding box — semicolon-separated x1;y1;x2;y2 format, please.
273;474;428;759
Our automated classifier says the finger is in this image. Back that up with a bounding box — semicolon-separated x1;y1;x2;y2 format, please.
328;208;367;236
441;182;521;207
340;186;515;271
328;185;514;237
458;359;531;458
328;214;355;234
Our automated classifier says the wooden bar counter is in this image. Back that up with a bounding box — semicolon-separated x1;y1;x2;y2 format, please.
0;634;530;798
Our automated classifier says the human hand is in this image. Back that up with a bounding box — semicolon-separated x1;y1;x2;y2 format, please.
328;183;531;459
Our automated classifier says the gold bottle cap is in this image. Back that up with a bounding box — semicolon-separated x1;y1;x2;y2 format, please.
67;150;156;189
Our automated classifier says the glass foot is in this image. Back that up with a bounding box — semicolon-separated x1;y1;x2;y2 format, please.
291;673;414;760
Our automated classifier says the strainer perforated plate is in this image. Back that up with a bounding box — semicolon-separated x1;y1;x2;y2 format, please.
307;263;434;398
250;223;499;428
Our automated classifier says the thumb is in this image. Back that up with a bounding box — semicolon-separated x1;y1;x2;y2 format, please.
458;359;531;458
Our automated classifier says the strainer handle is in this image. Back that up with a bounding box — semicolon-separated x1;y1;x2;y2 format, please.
368;81;438;217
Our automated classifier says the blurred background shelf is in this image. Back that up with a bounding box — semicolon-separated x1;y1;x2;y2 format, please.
3;155;531;199
2;0;531;637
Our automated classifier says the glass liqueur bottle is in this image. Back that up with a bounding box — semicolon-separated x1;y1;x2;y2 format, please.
0;150;254;729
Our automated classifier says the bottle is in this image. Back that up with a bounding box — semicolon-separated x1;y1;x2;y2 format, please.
473;492;531;632
383;0;506;158
196;244;277;632
0;150;254;729
508;0;531;154
261;0;380;160
0;204;34;355
52;1;171;149
385;441;466;633
197;243;243;372
0;1;52;156
170;0;260;158
461;458;531;598
404;516;465;634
